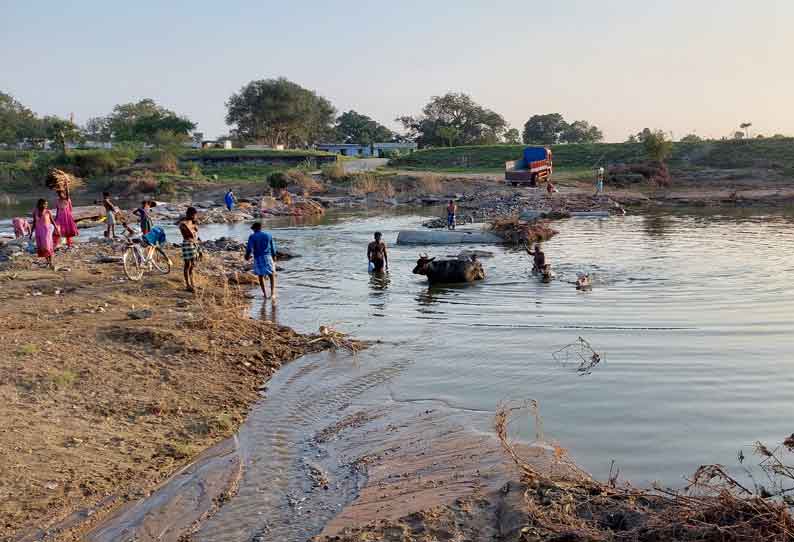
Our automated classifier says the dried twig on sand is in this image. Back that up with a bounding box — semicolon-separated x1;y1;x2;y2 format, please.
494;401;794;541
308;325;367;355
552;336;603;375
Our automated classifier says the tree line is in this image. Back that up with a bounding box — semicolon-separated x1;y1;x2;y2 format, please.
12;79;787;152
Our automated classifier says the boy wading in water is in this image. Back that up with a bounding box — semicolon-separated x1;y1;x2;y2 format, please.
245;222;277;299
367;232;388;273
178;207;200;292
527;242;546;272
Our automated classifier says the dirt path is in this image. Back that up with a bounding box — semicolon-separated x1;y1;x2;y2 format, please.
0;240;333;541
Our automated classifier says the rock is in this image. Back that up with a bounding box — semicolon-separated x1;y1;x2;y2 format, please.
127;308;153;320
275;248;299;260
96;255;122;264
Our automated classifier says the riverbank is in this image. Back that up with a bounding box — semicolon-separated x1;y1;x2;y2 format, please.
0;240;357;541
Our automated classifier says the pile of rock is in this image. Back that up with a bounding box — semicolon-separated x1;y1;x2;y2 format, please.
0;238;29;262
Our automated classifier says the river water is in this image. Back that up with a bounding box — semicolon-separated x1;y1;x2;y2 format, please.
195;209;794;490
6;206;794;535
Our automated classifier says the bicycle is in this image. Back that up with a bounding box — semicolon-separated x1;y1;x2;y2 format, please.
122;232;172;281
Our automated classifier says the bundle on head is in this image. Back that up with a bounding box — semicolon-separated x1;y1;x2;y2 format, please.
45;168;83;192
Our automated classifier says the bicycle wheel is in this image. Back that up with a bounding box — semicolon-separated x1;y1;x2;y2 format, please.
151;246;172;275
123;246;144;281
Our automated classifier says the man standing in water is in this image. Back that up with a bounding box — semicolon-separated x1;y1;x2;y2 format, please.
367;232;388;273
178;207;200;292
446;200;457;230
224;188;237;211
245;222;277;299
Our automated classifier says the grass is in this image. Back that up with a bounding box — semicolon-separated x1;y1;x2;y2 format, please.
15;344;39;356
50;369;77;389
390;138;794;173
178;148;332;159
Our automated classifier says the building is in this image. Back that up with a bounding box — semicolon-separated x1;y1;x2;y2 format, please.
316;142;417;158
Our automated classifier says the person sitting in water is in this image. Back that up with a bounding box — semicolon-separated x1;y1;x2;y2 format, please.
367;231;389;273
526;242;546;272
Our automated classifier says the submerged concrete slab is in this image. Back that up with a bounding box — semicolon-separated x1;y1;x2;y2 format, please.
396;230;504;245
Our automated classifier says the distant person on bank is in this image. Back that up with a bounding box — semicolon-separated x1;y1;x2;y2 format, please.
245;222;278;299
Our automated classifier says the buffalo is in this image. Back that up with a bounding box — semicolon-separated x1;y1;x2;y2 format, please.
412;254;485;284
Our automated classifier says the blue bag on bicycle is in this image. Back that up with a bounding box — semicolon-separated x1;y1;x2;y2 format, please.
143;226;166;246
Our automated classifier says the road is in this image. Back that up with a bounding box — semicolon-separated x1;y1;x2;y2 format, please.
342;158;389;173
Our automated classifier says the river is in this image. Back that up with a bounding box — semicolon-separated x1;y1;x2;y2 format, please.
197;209;794;489
7;206;794;538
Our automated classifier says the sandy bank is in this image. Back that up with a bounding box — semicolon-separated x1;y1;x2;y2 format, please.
0;240;351;541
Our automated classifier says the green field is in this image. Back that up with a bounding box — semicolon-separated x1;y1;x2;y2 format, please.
390;139;794;172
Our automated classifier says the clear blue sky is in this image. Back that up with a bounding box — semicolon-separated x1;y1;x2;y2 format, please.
2;0;792;141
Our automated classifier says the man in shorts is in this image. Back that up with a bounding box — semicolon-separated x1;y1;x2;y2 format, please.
367;232;389;273
178;207;200;292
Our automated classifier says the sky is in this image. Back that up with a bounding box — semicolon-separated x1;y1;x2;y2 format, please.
2;0;793;142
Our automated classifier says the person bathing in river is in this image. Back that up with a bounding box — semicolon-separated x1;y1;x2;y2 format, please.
245;222;278;299
55;185;79;248
367;232;389;273
178;207;200;292
446;200;457;230
31;199;58;269
527;242;546;272
133;200;154;235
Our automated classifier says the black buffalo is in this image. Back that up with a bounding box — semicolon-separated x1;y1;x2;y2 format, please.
412;254;485;284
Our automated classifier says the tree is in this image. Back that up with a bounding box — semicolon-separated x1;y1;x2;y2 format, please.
334;110;394;145
43;116;82;152
106;99;195;144
643;129;673;162
397;92;507;148
504;128;521;144
626;134;639;144
560;120;603;143
740;122;752;139
0;91;45;144
225;77;336;147
83;116;112;142
680;133;702;143
436;126;461;147
522;113;566;144
191;132;204;147
733;131;745;140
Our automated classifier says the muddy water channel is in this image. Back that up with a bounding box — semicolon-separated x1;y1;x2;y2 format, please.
92;209;794;540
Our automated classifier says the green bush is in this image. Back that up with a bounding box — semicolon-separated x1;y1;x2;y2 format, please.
268;171;289;190
157;178;175;195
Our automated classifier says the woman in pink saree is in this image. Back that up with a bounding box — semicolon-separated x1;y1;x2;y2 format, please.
55;185;79;247
31;199;57;268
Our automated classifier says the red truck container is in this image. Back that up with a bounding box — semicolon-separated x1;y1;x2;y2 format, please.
505;146;553;186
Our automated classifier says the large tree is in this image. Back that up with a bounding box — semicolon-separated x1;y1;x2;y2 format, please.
106;99;195;144
397;92;507;148
0;91;45;144
560;120;603;144
334;110;394;145
225;77;336;147
522;113;566;144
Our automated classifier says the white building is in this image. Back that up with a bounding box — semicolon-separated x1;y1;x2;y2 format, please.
316;142;417;158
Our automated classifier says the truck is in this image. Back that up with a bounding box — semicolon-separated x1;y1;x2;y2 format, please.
505;146;553;186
